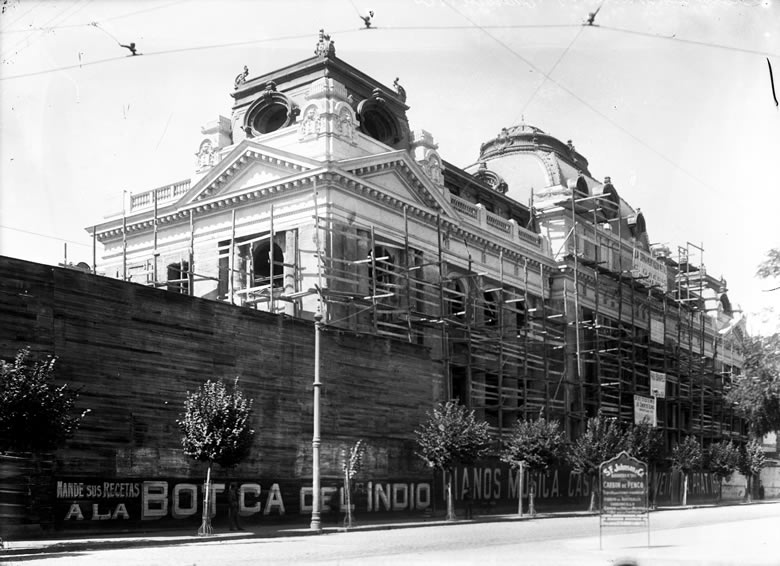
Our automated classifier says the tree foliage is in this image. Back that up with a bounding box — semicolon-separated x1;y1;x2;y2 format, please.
0;348;87;453
567;414;628;511
415;401;491;521
672;436;703;506
341;439;366;480
624;422;664;466
738;439;767;502
414;401;492;472
725;333;780;437
501;416;565;473
756;247;780;281
567;414;627;478
703;440;739;485
177;378;255;468
738;439;766;479
671;436;703;474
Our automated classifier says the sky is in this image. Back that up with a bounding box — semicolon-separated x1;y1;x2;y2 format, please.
1;0;779;333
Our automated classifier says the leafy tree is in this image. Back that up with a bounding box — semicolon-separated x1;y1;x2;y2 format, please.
671;436;703;506
0;348;87;453
177;378;254;535
341;439;365;529
414;401;491;521
756;247;780;283
500;416;565;516
726;333;780;438
567;414;628;511
737;439;766;503
703;440;739;501
624;422;665;506
1;348;89;536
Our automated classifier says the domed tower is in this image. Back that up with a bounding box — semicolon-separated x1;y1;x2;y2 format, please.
465;122;595;208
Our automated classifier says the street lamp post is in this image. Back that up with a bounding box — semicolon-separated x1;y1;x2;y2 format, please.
310;310;323;532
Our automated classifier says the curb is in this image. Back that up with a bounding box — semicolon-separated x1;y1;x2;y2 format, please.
1;500;777;557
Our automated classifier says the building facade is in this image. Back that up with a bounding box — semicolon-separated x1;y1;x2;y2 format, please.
90;36;746;452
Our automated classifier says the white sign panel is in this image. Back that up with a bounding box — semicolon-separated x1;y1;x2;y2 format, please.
631;249;668;291
650;371;666;399
634;395;656;427
650;316;664;344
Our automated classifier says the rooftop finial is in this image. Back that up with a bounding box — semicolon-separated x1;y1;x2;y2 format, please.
234;65;249;90
314;29;336;58
393;77;407;103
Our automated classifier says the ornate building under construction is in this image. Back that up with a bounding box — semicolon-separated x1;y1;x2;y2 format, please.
89;35;747;453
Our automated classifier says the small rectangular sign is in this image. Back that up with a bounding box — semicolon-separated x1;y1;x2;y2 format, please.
631;248;669;291
650;316;664;344
634;395;656;427
650;371;666;399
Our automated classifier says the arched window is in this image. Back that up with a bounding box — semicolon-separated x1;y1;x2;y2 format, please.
357;93;403;147
253;241;285;288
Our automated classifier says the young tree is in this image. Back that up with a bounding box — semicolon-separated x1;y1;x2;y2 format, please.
567;414;628;511
624;422;665;507
501;416;565;516
671;436;703;506
737;439;767;503
726;333;780;438
415;401;491;521
1;348;89;537
177;378;254;535
703;440;739;501
0;348;87;453
341;439;365;530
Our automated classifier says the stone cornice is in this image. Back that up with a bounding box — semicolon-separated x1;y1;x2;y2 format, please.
93;152;553;272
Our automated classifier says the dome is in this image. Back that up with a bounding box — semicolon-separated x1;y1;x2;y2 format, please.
478;123;591;177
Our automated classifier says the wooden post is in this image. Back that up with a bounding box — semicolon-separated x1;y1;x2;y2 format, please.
270;203;275;313
188;210;195;296
92;226;97;273
122;191;128;281
153;189;159;285
229;210;236;305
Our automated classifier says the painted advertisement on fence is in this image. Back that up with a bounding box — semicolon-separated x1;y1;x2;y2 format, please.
53;464;724;529
53;477;434;529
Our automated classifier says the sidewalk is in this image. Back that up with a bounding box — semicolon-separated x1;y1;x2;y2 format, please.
1;500;777;557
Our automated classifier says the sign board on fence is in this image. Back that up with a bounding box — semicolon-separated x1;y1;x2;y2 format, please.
650;371;666;399
599;451;650;549
634;394;656;427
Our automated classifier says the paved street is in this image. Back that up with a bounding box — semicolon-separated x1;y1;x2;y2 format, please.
3;504;778;565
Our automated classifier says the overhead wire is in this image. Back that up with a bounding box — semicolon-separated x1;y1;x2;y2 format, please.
598;24;780;60
0;0;45;32
0;0;93;60
0;224;92;248
514;24;586;123
0;0;188;34
0;28;360;81
441;0;728;198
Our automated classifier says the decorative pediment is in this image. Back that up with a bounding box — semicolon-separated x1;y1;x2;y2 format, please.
341;152;455;215
177;140;319;206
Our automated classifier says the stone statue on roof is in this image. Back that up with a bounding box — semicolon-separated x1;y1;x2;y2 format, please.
314;29;336;58
234;65;249;90
393;77;407;103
